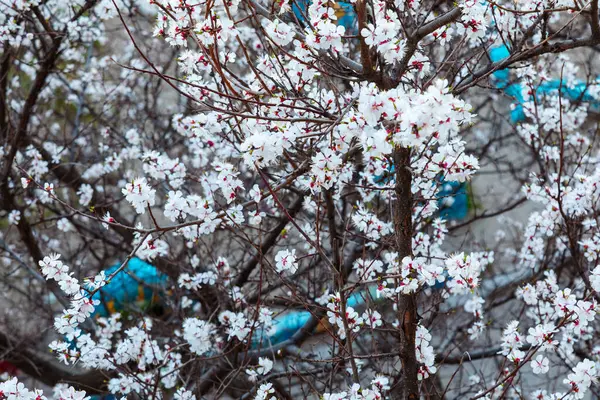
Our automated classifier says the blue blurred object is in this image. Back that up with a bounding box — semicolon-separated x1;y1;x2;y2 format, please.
83;259;167;400
251;286;380;348
437;180;468;221
334;2;358;35
91;257;168;317
429;278;447;291
258;309;312;347
490;44;600;123
291;0;359;35
374;165;469;221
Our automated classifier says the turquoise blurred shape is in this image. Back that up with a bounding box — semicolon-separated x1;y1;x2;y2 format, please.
91;257;168;318
291;0;359;36
251;286;381;348
373;165;469;222
490;44;600;123
437;180;468;221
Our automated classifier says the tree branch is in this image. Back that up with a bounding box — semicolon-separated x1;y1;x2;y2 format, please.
0;330;108;393
453;37;600;94
234;195;304;287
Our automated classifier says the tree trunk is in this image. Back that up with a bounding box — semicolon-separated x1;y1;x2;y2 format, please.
391;146;419;400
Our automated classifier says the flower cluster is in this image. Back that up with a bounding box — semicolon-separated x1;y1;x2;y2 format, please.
121;177;156;214
415;325;437;380
322;376;390;400
0;377;88;400
6;0;600;397
275;249;299;274
182;318;217;355
327;293;363;339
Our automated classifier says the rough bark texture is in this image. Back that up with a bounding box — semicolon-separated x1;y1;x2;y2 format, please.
391;147;419;400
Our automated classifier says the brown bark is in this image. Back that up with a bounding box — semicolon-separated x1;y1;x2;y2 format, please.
391;147;419;400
